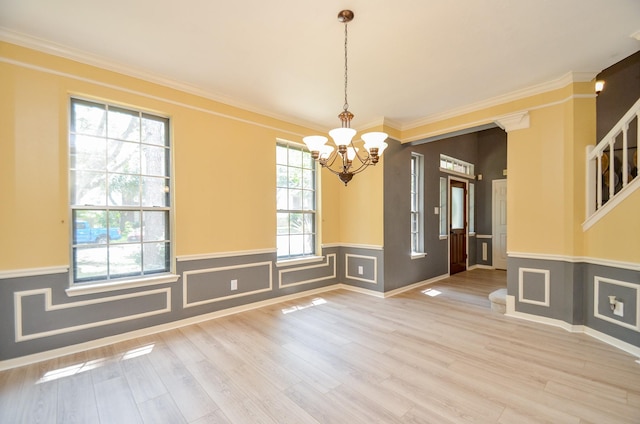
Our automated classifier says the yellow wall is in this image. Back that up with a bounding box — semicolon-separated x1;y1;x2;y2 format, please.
396;79;638;264
3;41;636;270
0;42;350;270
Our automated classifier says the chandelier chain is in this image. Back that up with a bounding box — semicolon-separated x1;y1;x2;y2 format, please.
343;22;349;112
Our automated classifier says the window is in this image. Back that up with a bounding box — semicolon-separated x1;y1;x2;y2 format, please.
469;182;475;234
440;154;475;178
411;153;424;254
70;99;171;283
439;177;447;238
276;142;317;259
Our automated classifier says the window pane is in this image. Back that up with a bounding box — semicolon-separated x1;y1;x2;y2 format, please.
276;188;288;210
277;213;289;235
289;167;302;188
452;186;464;229
302;190;314;210
303;235;314;255
289;149;302;168
108;174;140;206
276;145;288;165
72;100;106;136
73;210;107;244
276;165;288;188
289;235;304;256
141;115;167;146
108;107;140;142
142;176;168;207
143;242;169;273
72;170;107;206
302;169;314;189
142;145;168;176
303;151;314;168
70;135;106;171
289;213;303;234
143;211;167;242
74;246;108;281
108;140;140;174
277;235;289;257
303;213;314;234
289;189;302;210
115;210;141;243
109;244;142;277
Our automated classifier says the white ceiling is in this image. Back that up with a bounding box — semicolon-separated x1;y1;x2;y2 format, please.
1;0;639;133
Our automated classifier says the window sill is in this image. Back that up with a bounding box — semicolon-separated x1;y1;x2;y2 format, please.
411;253;427;260
276;255;324;267
66;273;180;297
439;235;448;240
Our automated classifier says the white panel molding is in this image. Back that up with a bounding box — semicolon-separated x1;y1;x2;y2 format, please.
1;284;343;372
14;288;171;342
508;251;640;272
278;254;336;289
183;261;273;308
518;267;550;307
322;243;384;250
345;254;378;285
177;248;276;262
594;276;640;332
0;266;69;280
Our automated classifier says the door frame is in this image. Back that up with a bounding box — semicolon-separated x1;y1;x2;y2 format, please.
448;176;469;275
492;178;508;270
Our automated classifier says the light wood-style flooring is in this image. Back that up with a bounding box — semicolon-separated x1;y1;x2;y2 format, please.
1;269;639;423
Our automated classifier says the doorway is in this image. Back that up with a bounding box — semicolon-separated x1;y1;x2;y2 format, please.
449;179;467;275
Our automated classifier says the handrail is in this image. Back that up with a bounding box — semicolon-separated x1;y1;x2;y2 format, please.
585;97;640;226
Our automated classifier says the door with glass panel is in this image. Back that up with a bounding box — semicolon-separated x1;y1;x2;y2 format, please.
449;180;467;275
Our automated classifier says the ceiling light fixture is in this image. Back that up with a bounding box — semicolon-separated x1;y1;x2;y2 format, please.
303;10;388;186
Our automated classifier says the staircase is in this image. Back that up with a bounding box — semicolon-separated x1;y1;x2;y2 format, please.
584;97;640;230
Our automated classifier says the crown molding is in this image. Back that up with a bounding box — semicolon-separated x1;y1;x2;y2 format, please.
0;28;327;134
494;111;530;132
401;71;598;131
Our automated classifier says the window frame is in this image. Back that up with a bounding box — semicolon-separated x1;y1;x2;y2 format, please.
410;153;425;257
68;97;176;291
276;140;318;261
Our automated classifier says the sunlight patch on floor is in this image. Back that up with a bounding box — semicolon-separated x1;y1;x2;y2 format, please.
36;343;155;384
281;297;327;314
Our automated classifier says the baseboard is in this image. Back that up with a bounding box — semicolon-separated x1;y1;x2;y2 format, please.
505;305;640;359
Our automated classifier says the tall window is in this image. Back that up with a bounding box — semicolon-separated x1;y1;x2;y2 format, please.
439;177;448;237
276;142;316;259
70;99;171;283
411;153;424;254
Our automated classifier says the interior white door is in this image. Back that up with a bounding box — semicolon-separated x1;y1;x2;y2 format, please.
492;179;507;270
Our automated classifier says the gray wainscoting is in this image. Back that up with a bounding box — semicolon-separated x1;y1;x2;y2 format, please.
507;256;639;348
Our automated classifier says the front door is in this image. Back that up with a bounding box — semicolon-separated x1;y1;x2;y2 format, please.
449;180;467;275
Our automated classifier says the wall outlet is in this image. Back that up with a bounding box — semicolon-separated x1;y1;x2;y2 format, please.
614;301;624;317
231;279;238;291
358;266;364;275
434;207;439;215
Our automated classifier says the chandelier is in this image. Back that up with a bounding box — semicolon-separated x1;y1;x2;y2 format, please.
303;10;389;186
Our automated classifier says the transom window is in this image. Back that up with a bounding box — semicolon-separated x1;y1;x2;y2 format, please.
440;154;475;177
276;142;317;259
69;98;171;283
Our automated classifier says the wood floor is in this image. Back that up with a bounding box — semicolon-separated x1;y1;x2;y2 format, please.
1;269;639;423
